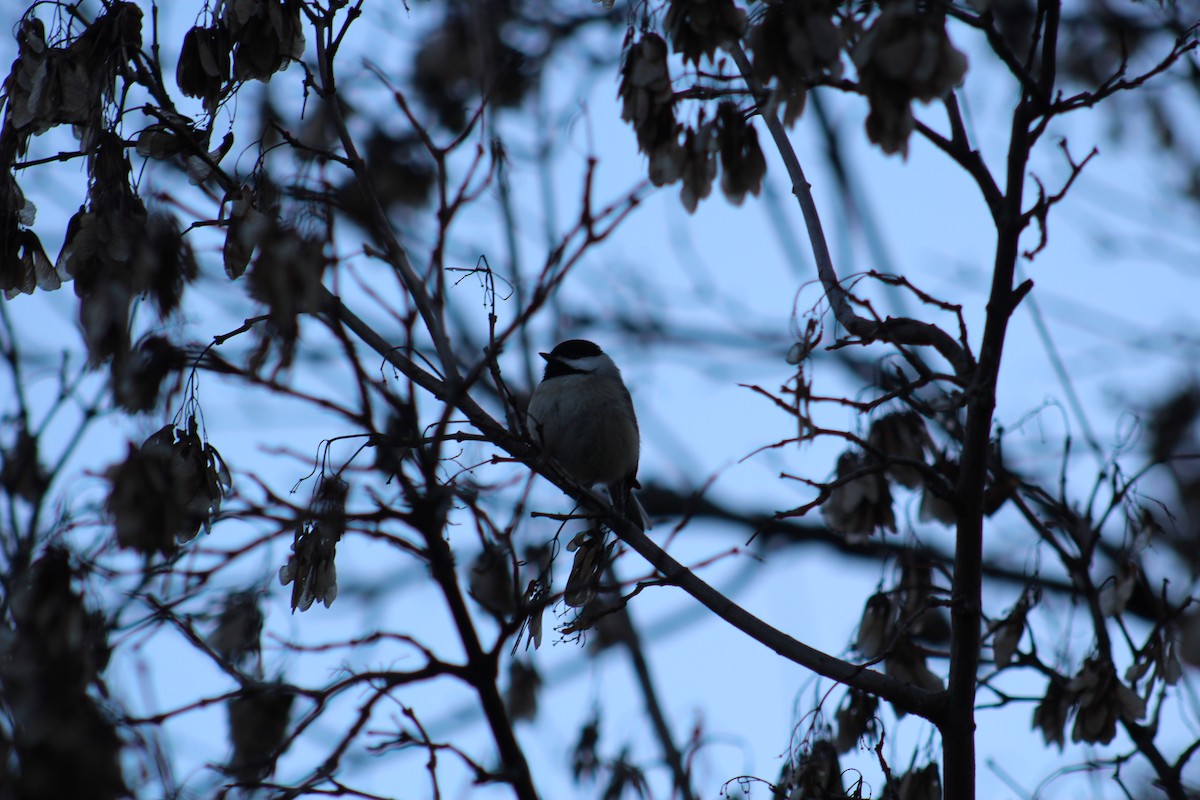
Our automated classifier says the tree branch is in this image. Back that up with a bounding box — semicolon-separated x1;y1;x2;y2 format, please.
726;43;974;382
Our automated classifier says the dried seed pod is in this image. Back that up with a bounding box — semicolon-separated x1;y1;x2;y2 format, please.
2;548;124;799
991;593;1031;668
211;591;264;669
778;739;842;798
469;543;517;617
571;716;602;782
747;1;844;126
678;120;718;213
663;0;746;66
504;659;541;722
1098;557;1139;618
246;220;329;367
111;335;185;413
108;419;230;555
223;186;271;279
918;453;958;526
0;425;49;503
224;0;305;83
852;7;968;156
822;450;896;536
1033;680;1069;749
715;101;766;205
227;682;294;781
834;689;879;753
177;24;231;111
884;763;942;800
564;530;610;608
855;592;894;659
619;33;681;183
280;478;347;611
884;638;943;693
868;411;932;489
1066;657;1146;745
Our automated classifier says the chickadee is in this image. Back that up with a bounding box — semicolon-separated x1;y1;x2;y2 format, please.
527;339;649;530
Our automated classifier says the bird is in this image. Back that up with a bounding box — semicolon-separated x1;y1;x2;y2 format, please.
526;339;648;530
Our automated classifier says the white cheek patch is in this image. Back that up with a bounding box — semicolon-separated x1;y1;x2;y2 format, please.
562;355;606;373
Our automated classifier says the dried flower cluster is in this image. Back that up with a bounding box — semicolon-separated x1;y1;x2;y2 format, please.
107;418;231;556
177;0;303;113
59;135;198;364
504;659;541;722
0;548;124;799
227;682;294;781
747;0;844;125
663;0;746;66
852;4;967;156
777;739;843;798
834;689;879;753
245;217;329;368
412;3;531;130
2;4;142;153
111;335;186;413
883;762;942;800
279;477;348;611
619;35;766;212
564;530;612;608
823;411;957;536
822;449;895;536
210;591;265;670
0;424;48;503
853;565;947;698
1034;657;1147;747
0;172;57;298
469;542;518;617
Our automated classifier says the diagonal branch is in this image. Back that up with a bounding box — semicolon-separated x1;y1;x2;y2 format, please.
726;44;975;382
319;287;947;724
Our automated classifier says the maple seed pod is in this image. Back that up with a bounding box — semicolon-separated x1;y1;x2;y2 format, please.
991;593;1031;668
868;411;932;489
210;591;264;669
855;592;894;659
715;101;767;206
835;689;879;754
663;0;747;67
564;531;610;609
469;544;517;617
176;25;231;112
619;34;683;188
1098;557;1139;617
822;450;897;537
227;683;294;781
1066;657;1146;746
852;7;968;156
747;2;845;126
279;478;347;612
885;638;944;693
1033;680;1069;749
778;739;842;798
504;660;541;722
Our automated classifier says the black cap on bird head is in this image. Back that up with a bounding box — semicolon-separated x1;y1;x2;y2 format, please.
539;339;605;378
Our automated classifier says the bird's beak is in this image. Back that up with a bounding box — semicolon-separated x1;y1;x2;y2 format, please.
538;352;551;362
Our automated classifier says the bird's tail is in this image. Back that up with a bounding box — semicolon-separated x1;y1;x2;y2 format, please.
610;477;650;531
